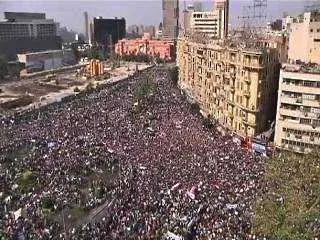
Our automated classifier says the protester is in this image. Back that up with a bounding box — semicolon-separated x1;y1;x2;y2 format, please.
0;67;265;239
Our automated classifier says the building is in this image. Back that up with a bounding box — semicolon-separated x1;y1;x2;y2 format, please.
177;35;280;137
187;0;229;39
17;49;75;73
144;25;156;38
0;12;62;60
274;63;320;154
282;15;294;32
115;34;174;61
288;10;320;64
214;0;229;39
182;4;195;33
162;0;179;41
93;17;126;46
267;19;283;32
84;12;89;42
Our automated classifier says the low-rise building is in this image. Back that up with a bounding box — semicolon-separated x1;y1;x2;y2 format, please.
177;35;280;137
115;35;174;61
274;63;320;154
17;49;75;73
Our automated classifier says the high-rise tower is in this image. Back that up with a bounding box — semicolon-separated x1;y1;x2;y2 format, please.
84;11;89;41
214;0;229;38
162;0;179;41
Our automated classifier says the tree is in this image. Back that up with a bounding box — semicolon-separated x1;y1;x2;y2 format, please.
251;151;320;240
0;55;8;79
190;102;200;115
202;117;213;129
168;66;179;86
70;44;81;62
132;76;157;102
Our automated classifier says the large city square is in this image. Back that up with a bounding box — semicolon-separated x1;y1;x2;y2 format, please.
0;66;266;239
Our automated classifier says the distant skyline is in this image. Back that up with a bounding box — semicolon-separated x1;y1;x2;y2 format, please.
0;0;314;33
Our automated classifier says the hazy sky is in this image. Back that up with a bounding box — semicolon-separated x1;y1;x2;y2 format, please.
0;0;313;33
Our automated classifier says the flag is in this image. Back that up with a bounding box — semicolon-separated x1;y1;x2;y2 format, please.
14;208;22;220
170;182;181;193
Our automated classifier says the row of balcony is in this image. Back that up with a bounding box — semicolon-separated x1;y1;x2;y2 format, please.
280;95;320;108
281;83;320;95
280;108;320;119
282;133;320;145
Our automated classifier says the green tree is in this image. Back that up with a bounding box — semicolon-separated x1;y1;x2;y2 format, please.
190;102;200;115
252;151;320;240
132;76;157;102
17;170;38;193
168;66;179;86
202;117;213;129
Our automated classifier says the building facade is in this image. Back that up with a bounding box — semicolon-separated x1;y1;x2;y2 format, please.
115;35;174;61
177;35;280;137
0;12;62;60
162;0;179;41
184;0;229;40
84;12;89;42
274;64;320;154
0;12;59;40
288;10;320;64
93;17;126;46
182;4;195;33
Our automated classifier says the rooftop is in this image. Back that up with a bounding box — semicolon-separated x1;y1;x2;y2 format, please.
282;63;320;74
4;12;46;21
17;49;66;56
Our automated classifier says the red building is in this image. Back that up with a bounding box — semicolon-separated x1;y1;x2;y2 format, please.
115;34;175;61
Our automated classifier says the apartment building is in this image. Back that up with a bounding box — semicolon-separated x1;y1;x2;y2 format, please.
288;10;320;64
274;64;320;154
177;35;280;137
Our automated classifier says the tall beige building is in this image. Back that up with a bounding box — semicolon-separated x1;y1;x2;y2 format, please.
274;64;320;154
288;10;320;64
177;35;280;137
182;4;195;34
162;0;179;41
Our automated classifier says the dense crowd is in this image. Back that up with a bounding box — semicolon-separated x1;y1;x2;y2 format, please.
0;66;265;239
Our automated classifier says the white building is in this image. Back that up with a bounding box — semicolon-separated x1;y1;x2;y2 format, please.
274;64;320;154
188;0;229;39
17;49;75;73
